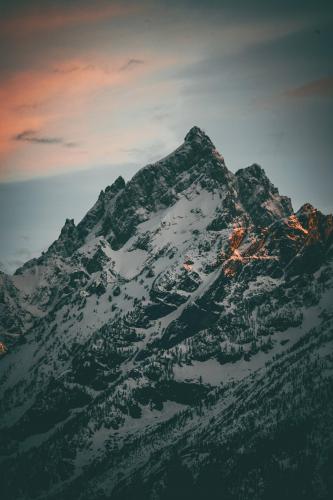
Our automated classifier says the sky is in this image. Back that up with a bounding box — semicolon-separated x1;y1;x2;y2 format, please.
0;0;333;273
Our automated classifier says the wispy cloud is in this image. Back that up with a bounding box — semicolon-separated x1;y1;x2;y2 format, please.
120;59;145;71
285;76;333;99
13;130;77;147
0;50;182;182
52;64;96;74
0;3;140;38
16;102;44;112
121;147;144;155
120;140;169;162
153;112;171;121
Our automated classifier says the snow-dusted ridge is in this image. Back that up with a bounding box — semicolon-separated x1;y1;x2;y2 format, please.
0;126;333;500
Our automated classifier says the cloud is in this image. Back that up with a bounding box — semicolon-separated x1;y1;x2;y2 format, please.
0;2;140;38
16;102;43;112
52;64;96;74
120;140;169;163
153;112;171;121
121;147;143;155
14;130;62;144
13;130;77;147
285;76;333;98
0;48;183;181
120;59;145;71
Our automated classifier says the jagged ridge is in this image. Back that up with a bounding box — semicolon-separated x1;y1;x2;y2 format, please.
0;127;332;500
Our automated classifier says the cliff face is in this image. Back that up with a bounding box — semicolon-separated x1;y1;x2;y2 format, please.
1;127;332;500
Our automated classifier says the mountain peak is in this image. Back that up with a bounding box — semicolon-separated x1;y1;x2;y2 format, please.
2;125;333;500
297;203;315;215
60;218;76;237
184;126;215;149
106;175;126;194
235;163;266;180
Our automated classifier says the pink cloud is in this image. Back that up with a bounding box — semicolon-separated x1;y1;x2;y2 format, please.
0;61;135;175
0;52;182;182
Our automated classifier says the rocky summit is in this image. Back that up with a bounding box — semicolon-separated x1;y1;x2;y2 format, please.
1;127;333;500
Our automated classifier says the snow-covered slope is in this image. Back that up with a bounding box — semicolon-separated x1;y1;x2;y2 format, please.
0;127;332;500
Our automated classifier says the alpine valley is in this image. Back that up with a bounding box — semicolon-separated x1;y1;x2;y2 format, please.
1;127;333;500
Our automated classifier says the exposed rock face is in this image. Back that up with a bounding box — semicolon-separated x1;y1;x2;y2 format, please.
0;127;332;500
236;163;293;226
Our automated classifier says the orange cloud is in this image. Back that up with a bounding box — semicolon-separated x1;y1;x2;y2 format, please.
0;2;140;37
0;51;183;182
0;61;136;173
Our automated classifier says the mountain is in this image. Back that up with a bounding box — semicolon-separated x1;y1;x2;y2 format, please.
0;126;332;500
